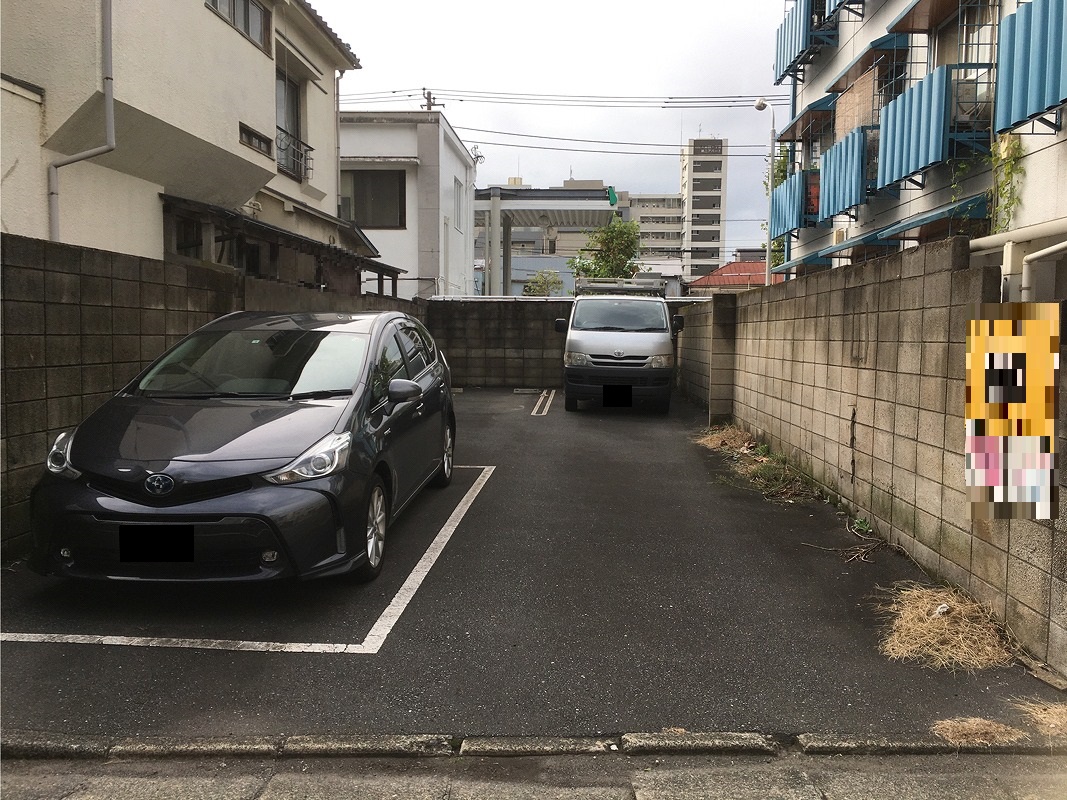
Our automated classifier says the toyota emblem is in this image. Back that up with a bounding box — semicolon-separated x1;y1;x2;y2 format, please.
144;474;175;496
613;349;626;358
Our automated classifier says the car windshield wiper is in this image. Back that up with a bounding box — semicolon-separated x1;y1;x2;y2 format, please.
141;391;288;399
631;326;667;332
580;325;626;331
288;389;354;400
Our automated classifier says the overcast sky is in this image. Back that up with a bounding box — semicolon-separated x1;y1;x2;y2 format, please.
309;0;790;255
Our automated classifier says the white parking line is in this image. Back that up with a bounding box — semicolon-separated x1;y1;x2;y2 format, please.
0;466;495;656
531;389;555;416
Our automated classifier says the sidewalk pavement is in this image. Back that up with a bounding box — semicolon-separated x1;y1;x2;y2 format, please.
3;732;1066;799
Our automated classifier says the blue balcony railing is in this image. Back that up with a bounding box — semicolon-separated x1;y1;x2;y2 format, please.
995;0;1067;133
771;170;820;239
774;0;839;84
819;128;872;220
876;66;950;188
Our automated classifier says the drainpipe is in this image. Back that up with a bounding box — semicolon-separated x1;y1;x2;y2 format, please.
1021;239;1067;301
48;0;115;242
969;217;1067;302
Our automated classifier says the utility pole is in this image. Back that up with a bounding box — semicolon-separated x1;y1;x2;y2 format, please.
422;88;443;111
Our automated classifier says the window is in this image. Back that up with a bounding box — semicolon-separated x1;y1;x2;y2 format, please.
175;218;203;259
694;160;722;172
370;330;408;405
398;324;432;377
239;124;272;156
275;72;313;180
454;178;464;231
207;0;269;49
693;178;722;192
692;195;721;210
344;170;406;229
692;213;720;226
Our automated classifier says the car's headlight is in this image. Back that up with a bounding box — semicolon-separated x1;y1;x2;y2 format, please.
564;351;590;367
648;354;675;369
265;432;351;485
46;431;82;479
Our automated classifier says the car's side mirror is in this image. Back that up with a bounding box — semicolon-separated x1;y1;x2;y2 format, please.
387;378;423;403
554;318;568;333
672;315;685;332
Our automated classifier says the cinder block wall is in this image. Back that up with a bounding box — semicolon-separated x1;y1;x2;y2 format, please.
0;235;420;557
677;237;1065;674
424;299;572;389
677;293;736;423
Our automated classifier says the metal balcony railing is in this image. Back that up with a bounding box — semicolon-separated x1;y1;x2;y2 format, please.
276;127;314;181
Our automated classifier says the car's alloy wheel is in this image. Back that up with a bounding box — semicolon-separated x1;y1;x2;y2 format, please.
431;423;454;488
353;476;387;581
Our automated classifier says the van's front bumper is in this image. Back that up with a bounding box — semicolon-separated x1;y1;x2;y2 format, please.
562;366;674;402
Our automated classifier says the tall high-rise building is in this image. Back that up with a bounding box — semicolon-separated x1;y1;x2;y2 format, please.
680;138;728;277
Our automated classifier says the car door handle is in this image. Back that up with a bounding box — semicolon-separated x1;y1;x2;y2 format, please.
414;402;425;416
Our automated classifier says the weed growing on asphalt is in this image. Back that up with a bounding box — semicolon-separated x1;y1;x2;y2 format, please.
693;425;823;503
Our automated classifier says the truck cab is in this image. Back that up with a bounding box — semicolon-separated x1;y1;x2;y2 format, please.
554;279;684;413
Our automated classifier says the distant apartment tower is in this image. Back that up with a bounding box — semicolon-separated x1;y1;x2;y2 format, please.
680;138;727;277
630;194;684;262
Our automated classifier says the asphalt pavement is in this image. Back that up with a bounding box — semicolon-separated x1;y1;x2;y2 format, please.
2;388;1065;796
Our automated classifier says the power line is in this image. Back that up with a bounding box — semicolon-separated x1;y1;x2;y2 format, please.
453;126;768;149
464;139;779;157
339;88;789;110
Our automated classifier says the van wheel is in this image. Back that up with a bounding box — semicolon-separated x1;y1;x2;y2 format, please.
564;395;578;412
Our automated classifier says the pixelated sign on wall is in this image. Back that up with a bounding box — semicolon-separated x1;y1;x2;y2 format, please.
966;303;1060;520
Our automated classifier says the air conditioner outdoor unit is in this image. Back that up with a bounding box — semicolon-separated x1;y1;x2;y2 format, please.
832;228;849;246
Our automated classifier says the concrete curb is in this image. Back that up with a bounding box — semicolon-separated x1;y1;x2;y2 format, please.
459;737;620;756
797;734;1067;756
3;730;1065;760
620;732;778;755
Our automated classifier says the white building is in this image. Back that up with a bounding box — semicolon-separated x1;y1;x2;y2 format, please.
680;138;729;277
2;0;400;291
338;111;477;299
630;193;685;263
770;0;1066;296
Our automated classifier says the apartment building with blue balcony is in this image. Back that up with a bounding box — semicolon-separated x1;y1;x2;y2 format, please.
769;0;1066;298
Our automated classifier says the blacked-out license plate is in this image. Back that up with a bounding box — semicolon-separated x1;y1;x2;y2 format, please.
119;525;194;562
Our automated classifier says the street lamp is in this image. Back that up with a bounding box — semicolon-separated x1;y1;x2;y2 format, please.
754;97;776;287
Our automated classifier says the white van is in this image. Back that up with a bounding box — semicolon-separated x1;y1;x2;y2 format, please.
554;293;684;413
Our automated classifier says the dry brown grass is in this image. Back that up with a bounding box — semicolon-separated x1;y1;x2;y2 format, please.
1013;699;1067;738
931;717;1029;747
694;425;822;502
877;582;1016;671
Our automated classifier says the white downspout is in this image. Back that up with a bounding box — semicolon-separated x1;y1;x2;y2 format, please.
1020;239;1067;301
48;0;116;242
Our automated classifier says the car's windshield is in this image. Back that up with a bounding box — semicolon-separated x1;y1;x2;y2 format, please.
136;330;370;397
571;299;668;332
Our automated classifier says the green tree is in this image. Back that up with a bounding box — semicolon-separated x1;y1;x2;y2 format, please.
522;269;564;297
568;217;641;280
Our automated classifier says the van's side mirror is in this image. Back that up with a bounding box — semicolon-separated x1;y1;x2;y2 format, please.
554;318;568;333
672;315;685;332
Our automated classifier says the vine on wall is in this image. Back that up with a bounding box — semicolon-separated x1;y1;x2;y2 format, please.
990;133;1024;234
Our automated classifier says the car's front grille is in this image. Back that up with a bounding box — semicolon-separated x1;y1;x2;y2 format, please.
86;475;254;507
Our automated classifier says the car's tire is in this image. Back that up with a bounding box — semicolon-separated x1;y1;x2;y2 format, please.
430;421;454;488
564;394;578;412
352;476;388;582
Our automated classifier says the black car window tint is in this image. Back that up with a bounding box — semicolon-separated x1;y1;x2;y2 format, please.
398;325;430;376
370;330;408;405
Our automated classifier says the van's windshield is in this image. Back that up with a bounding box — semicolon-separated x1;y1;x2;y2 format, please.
571;299;669;332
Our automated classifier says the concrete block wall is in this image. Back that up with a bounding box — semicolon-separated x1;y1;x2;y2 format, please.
678;237;1065;675
424;299;572;389
677;294;736;423
0;235;419;556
